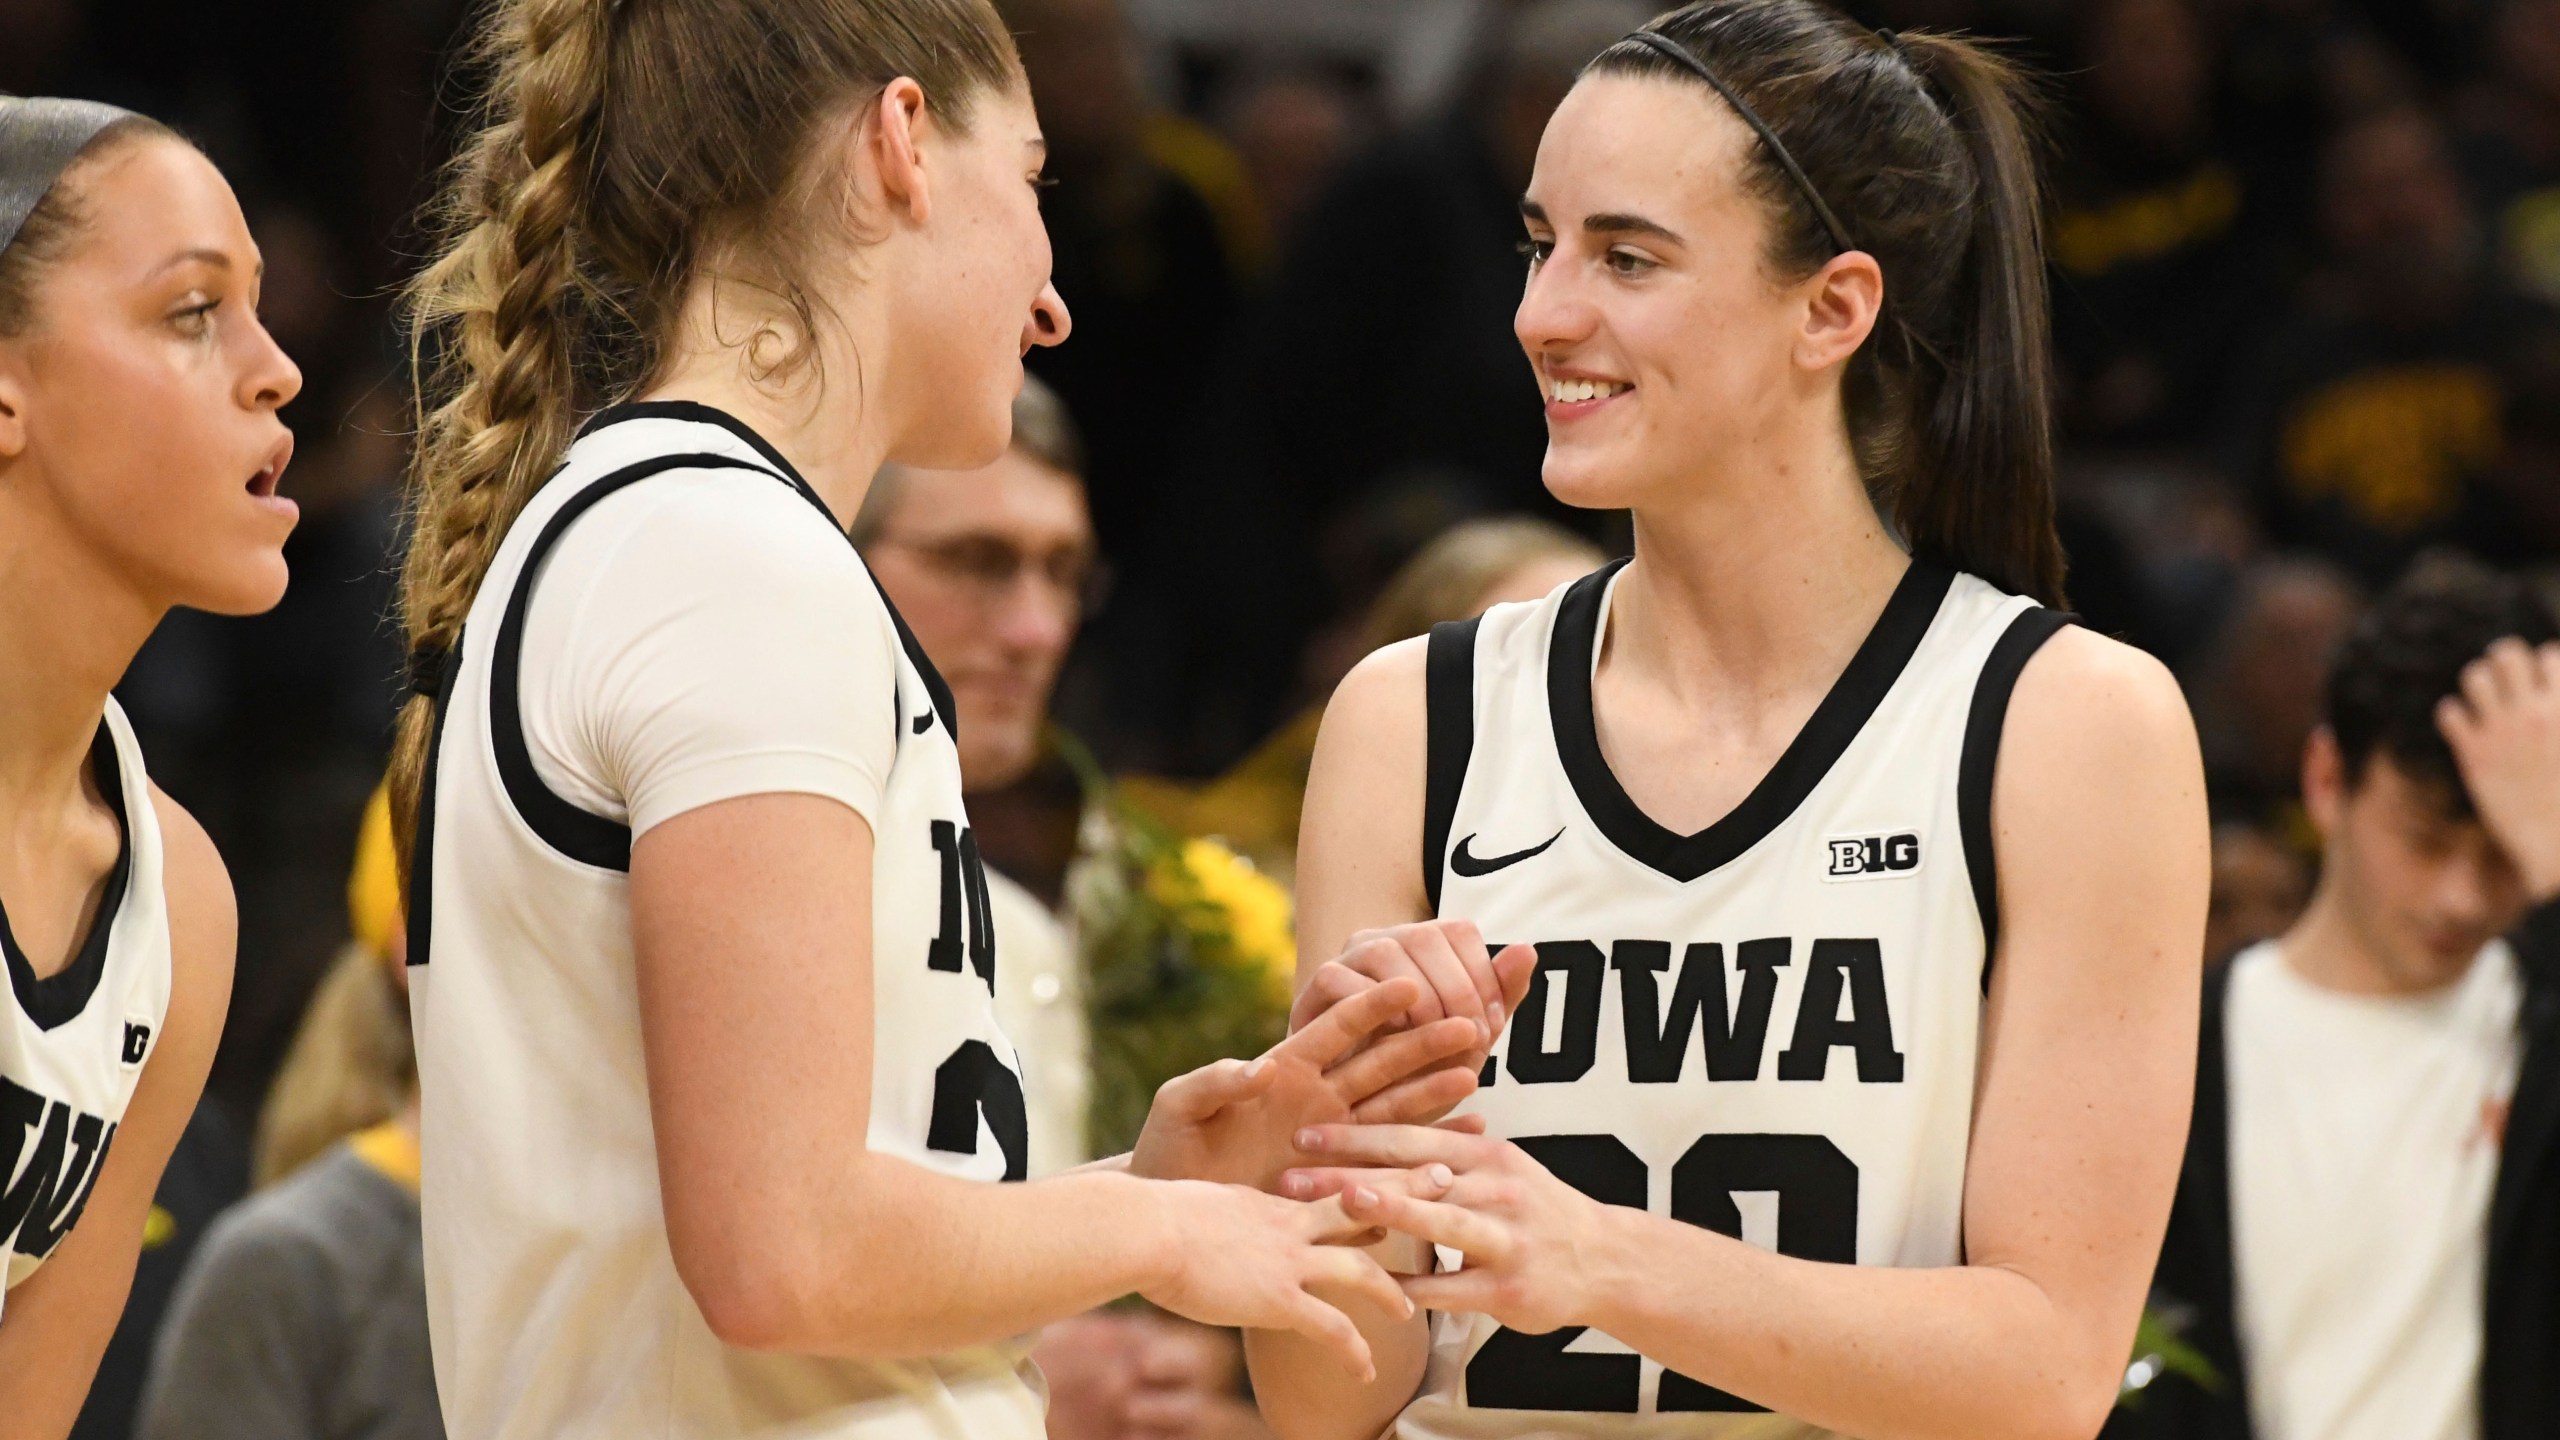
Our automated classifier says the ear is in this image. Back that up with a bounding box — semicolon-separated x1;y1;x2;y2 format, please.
2302;725;2348;842
1796;250;1885;374
870;78;936;226
0;358;26;462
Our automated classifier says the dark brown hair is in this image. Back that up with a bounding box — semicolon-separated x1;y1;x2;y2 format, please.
1589;1;2066;605
0;116;182;338
392;0;1024;856
2326;553;2558;815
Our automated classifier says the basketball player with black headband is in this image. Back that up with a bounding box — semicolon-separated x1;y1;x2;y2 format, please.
0;97;302;1435
1253;5;2209;1439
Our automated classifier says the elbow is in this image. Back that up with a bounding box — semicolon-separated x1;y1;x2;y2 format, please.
683;1246;824;1354
1997;1370;2122;1440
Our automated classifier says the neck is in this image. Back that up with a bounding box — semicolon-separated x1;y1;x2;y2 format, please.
2280;877;2458;997
0;473;162;806
642;276;899;527
1607;431;1910;707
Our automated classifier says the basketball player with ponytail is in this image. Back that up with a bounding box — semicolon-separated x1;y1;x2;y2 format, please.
0;100;298;1434
391;3;1529;1438
1259;5;2209;1439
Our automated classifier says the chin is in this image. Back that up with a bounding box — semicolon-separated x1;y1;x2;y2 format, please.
179;552;293;618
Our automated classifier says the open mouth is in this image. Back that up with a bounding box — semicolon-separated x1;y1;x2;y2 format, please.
246;437;293;499
1548;376;1633;407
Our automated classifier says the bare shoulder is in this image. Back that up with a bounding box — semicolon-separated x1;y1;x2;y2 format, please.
2003;625;2199;779
1299;638;1434;952
1317;636;1429;748
148;784;237;1017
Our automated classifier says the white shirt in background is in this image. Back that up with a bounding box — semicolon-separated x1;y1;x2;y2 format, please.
2226;938;2522;1440
986;869;1089;1176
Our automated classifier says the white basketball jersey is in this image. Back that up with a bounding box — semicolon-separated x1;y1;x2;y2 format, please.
1400;560;2065;1440
408;405;1037;1440
0;700;170;1320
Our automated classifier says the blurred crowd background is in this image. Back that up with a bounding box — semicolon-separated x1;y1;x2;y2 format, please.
18;0;2560;1434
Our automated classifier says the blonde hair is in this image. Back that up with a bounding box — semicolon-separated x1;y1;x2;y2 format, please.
391;0;1024;862
1361;518;1610;652
255;945;413;1186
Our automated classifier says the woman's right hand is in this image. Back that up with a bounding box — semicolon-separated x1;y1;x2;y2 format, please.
1137;1180;1425;1384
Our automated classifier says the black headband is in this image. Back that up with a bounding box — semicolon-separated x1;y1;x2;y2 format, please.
0;96;139;257
1619;28;1857;255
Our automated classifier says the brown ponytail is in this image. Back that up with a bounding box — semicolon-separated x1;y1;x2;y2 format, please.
390;0;1024;866
1589;2;2066;607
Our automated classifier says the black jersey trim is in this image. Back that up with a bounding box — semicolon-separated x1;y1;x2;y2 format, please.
1958;606;2074;990
867;568;959;743
1550;558;1956;883
1422;617;1483;915
404;641;463;968
576;400;843;528
3;726;135;1030
489;453;795;873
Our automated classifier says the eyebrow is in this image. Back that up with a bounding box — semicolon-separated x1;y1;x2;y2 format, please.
1584;212;1685;244
1516;200;1686;246
153;248;264;283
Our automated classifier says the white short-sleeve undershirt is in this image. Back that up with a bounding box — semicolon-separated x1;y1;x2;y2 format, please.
512;466;900;841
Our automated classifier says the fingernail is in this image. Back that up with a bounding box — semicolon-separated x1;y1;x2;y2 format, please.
1427;1163;1454;1190
1283;1173;1311;1197
1488;1002;1505;1031
1352;1185;1379;1208
1244;1058;1267;1078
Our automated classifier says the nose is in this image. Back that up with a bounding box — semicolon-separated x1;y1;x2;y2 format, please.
241;314;303;413
996;576;1078;660
1025;282;1072;352
1515;258;1596;369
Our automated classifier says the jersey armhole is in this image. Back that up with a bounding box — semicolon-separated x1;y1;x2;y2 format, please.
1422;617;1482;916
1959;608;2076;994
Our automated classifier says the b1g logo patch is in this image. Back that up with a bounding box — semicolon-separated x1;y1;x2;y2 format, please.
1825;831;1922;882
120;1021;152;1068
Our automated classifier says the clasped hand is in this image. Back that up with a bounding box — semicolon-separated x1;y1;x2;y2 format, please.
1130;920;1537;1192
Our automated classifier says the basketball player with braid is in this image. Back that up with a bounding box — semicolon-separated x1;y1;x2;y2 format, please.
0;100;301;1435
1256;5;2209;1439
389;4;1534;1438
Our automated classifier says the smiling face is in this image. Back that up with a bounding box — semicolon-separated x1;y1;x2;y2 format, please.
1515;74;1874;513
0;135;302;615
881;82;1072;473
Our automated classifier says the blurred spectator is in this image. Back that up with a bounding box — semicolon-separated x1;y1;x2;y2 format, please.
2224;105;2559;583
2461;0;2560;304
2049;0;2275;447
2205;820;2314;966
137;785;440;1440
1126;516;1607;881
2187;557;2367;832
2111;556;2560;1440
1215;64;1369;263
1001;0;1253;775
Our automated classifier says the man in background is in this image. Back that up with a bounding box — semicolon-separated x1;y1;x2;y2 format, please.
856;379;1269;1440
2112;556;2560;1440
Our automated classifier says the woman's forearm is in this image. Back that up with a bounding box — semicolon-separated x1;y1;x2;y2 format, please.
685;1160;1177;1358
1582;1208;2120;1440
1245;1288;1431;1440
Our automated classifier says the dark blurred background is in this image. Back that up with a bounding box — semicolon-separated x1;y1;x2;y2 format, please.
18;1;2560;1428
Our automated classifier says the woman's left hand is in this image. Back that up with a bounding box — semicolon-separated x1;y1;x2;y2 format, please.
1282;1124;1617;1336
1130;979;1485;1190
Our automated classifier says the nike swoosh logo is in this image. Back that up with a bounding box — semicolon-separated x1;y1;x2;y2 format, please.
914;711;935;735
1450;830;1565;877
